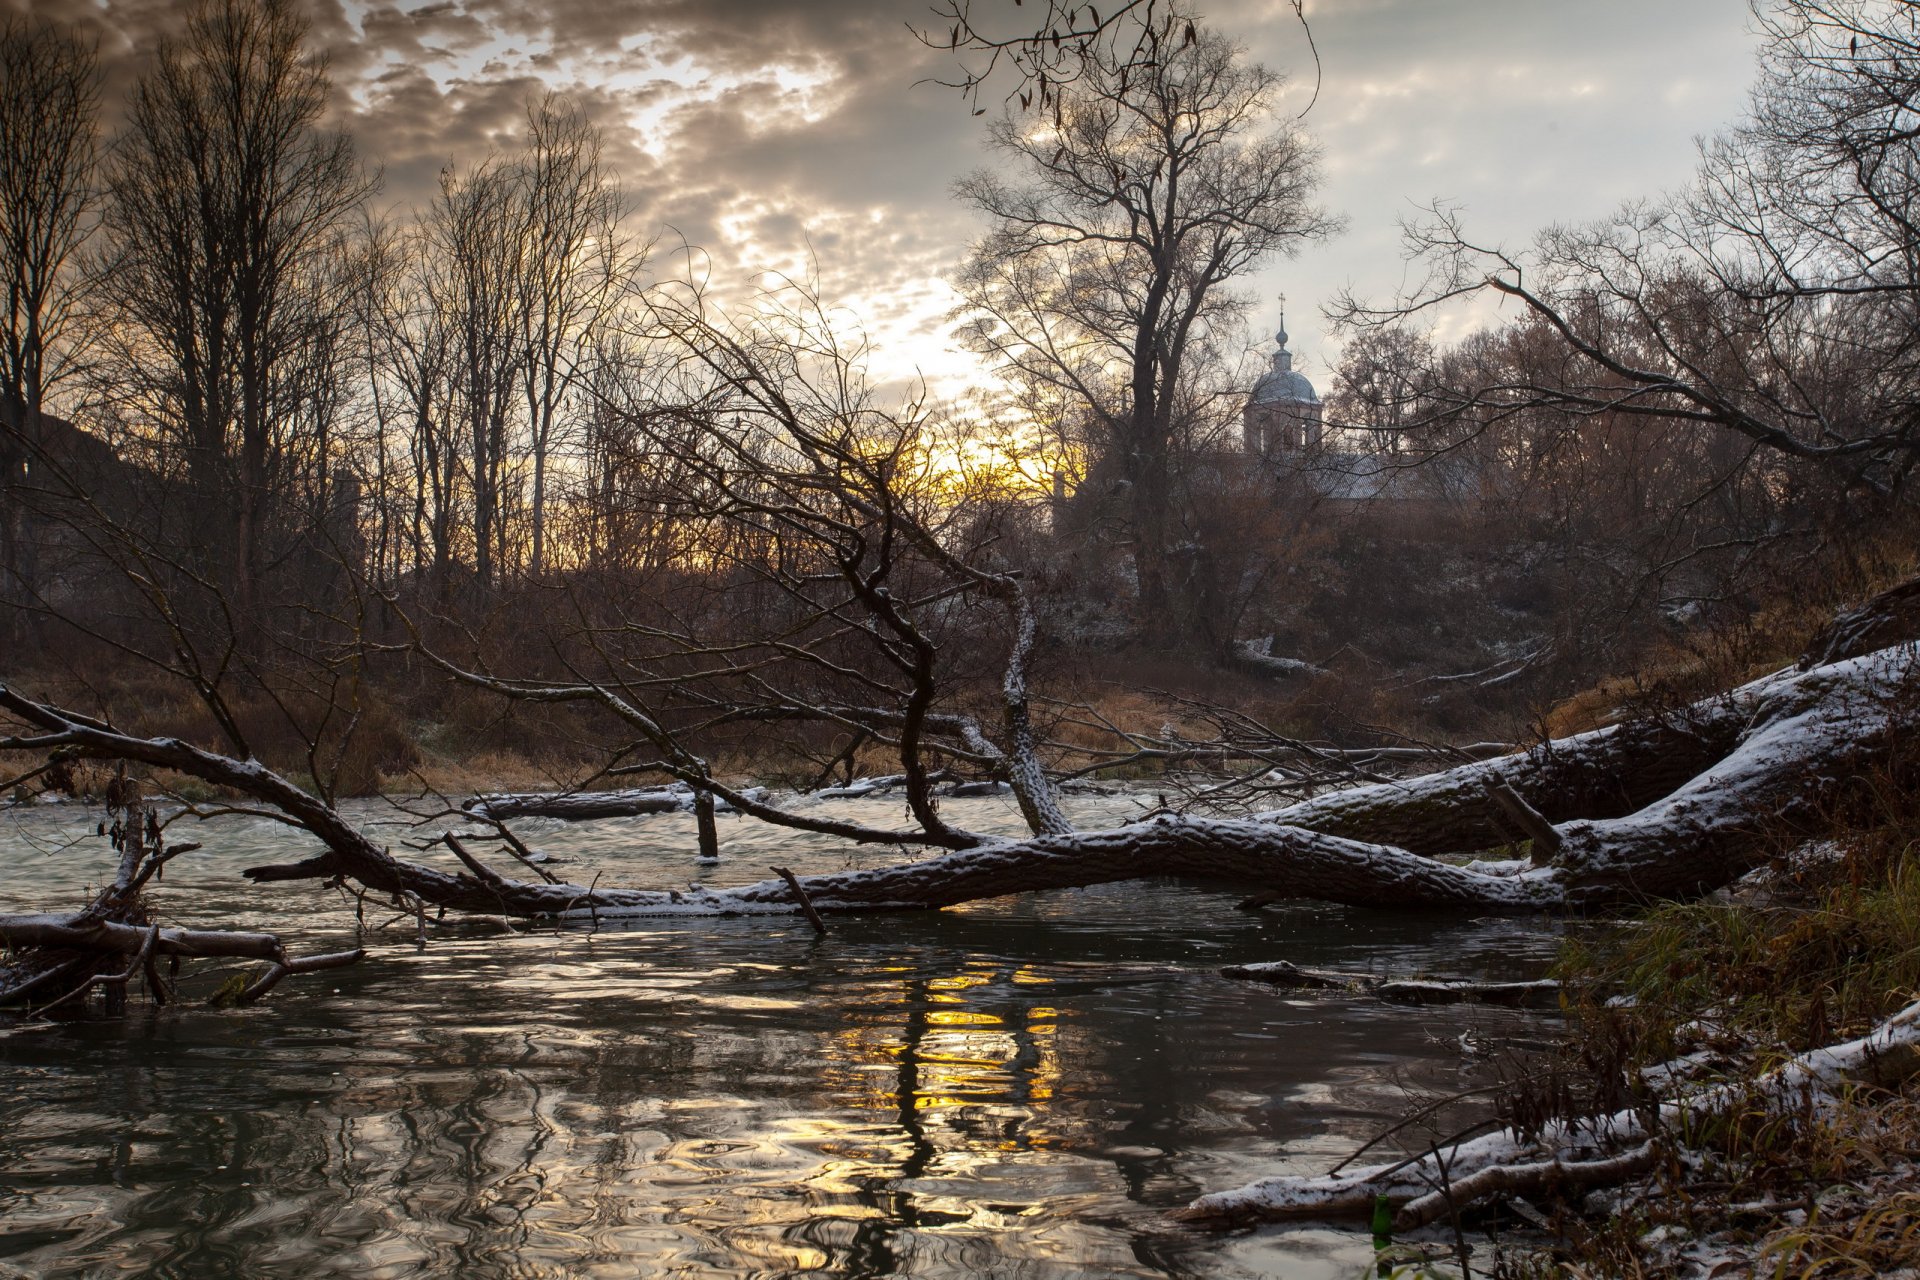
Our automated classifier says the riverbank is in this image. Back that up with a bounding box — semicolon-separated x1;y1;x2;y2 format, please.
10;586;1920;1276
1474;736;1920;1277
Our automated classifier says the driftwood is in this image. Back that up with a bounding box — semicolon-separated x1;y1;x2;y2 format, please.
1173;994;1920;1230
466;784;768;821
1220;960;1564;1008
810;771;945;799
0;780;364;1013
807;771;1012;799
770;866;828;934
0;915;365;1009
236;647;1913;919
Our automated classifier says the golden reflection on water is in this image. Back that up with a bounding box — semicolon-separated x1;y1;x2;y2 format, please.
199;957;1124;1277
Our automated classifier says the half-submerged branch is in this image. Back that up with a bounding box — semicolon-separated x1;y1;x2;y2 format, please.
466;783;768;822
0;771;366;1012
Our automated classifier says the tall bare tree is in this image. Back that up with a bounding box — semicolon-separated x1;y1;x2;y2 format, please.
381;98;634;592
93;0;373;616
1337;0;1920;499
426;158;525;591
362;217;461;599
516;96;630;579
954;12;1336;641
0;14;99;633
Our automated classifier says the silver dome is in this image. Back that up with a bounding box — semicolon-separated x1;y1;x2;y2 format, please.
1251;362;1319;406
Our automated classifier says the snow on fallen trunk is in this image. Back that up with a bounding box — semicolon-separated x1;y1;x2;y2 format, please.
1256;645;1908;869
467;784;768;821
1234;635;1326;678
1173;997;1920;1230
809;773;1003;800
245;814;1566;918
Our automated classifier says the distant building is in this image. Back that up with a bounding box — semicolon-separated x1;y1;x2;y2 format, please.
1244;302;1475;507
1243;306;1323;454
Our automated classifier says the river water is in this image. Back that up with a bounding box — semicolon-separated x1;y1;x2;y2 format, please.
1;791;1560;1279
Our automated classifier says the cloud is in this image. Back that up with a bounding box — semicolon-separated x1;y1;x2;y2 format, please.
1213;0;1760;375
10;0;1764;387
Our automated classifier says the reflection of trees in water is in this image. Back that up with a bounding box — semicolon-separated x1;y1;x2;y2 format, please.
0;949;1239;1278
785;956;1213;1278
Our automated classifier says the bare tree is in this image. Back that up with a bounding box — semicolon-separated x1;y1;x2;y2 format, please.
0;14;98;634
1336;0;1920;498
515;96;633;579
954;12;1337;642
92;0;373;616
915;0;1320;118
916;0;1165;112
386;276;1074;843
421;158;525;591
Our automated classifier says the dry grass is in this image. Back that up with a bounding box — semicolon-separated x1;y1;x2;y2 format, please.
1761;1189;1920;1277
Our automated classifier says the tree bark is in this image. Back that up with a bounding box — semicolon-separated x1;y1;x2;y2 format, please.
467;785;767;822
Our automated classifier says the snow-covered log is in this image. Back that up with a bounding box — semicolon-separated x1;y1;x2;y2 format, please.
1251;647;1868;861
1220;961;1563;1008
235;643;1912;917
808;773;1002;800
466;784;768;821
1173;995;1920;1229
1233;635;1326;678
810;772;918;799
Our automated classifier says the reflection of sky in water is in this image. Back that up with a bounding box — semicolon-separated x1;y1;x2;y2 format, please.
0;795;1563;1277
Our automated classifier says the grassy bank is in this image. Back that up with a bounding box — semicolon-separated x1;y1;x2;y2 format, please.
1485;741;1920;1277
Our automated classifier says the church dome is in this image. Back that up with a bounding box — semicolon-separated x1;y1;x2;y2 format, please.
1249;319;1317;406
1244;302;1326;457
1250;362;1318;406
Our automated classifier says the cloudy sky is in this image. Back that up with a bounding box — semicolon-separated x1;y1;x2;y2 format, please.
17;0;1764;396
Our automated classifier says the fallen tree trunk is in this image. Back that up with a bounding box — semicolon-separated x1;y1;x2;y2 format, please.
237;645;1911;919
1254;703;1746;860
1220;960;1564;1008
0;913;365;1010
6;644;1915;927
0;781;364;1013
1172;994;1920;1230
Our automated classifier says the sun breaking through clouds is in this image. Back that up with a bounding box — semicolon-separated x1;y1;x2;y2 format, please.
13;0;1761;396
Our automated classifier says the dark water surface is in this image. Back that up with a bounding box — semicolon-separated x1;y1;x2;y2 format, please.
1;793;1559;1279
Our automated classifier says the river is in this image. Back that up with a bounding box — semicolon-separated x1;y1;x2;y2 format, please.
1;790;1560;1278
